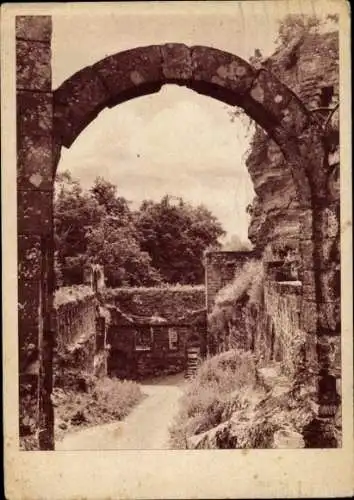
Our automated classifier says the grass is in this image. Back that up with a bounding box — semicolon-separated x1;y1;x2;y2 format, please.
169;348;316;450
169;349;257;449
54;376;144;441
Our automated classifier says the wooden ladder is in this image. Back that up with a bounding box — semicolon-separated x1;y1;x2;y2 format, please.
185;346;201;379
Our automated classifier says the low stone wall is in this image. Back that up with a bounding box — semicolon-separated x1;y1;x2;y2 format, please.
53;287;108;388
102;285;205;319
205;251;258;312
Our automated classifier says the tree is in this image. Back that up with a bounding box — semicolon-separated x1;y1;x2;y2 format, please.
55;172;163;287
275;13;321;46
135;195;226;284
54;171;104;284
86;217;162;287
275;12;338;48
90;177;132;221
55;175;226;287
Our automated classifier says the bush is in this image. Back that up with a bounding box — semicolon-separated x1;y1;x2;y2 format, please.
208;259;263;349
169;349;257;448
92;378;143;420
214;260;263;308
54;377;143;441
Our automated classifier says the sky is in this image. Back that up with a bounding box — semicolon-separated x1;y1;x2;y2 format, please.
52;1;338;242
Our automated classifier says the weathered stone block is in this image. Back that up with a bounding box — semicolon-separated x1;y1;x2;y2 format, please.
17;134;53;190
93;45;163;100
17;190;52;234
54;66;110;147
18;279;40;330
300;270;316;300
318;301;341;334
300;300;317;333
16;40;51;91
17;91;52;137
314;206;340;239
16;15;52;42
317;336;341;376
161;43;192;81
273;429;305;448
191;46;255;95
18;234;42;281
249;70;309;135
319;268;340;303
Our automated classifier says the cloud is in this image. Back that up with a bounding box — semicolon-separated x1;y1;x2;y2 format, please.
58;85;255;240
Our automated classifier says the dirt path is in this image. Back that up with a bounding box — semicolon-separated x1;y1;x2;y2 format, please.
56;373;186;450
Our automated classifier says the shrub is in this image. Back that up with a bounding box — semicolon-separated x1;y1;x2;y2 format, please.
54;377;143;441
214;260;263;308
92;378;143;420
169;349;257;448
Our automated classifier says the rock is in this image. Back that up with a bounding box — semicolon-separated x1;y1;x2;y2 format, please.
272;428;305;448
187;421;235;449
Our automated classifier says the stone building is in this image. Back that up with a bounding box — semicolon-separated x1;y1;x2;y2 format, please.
103;287;206;379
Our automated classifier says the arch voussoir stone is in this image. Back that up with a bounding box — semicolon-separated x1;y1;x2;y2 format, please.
160;43;192;82
54;65;111;147
93;45;163;104
248;69;310;137
189;45;256;95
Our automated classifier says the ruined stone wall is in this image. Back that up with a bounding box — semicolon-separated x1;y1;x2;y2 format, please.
104;285;206;379
16;15;340;448
205;251;258;312
52;287;108;389
103;285;205;319
262;281;304;375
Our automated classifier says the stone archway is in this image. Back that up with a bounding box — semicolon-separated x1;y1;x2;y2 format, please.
17;16;340;449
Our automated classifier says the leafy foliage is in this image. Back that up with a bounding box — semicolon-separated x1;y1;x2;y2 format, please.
275;13;321;46
54;377;144;441
136;195;225;284
54;172;225;287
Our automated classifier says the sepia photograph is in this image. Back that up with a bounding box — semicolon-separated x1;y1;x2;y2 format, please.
2;0;353;498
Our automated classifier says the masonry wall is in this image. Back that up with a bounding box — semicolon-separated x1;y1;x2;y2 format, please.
103;286;205;318
52;287;108;390
107;323;202;379
104;286;206;379
205;251;258;312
